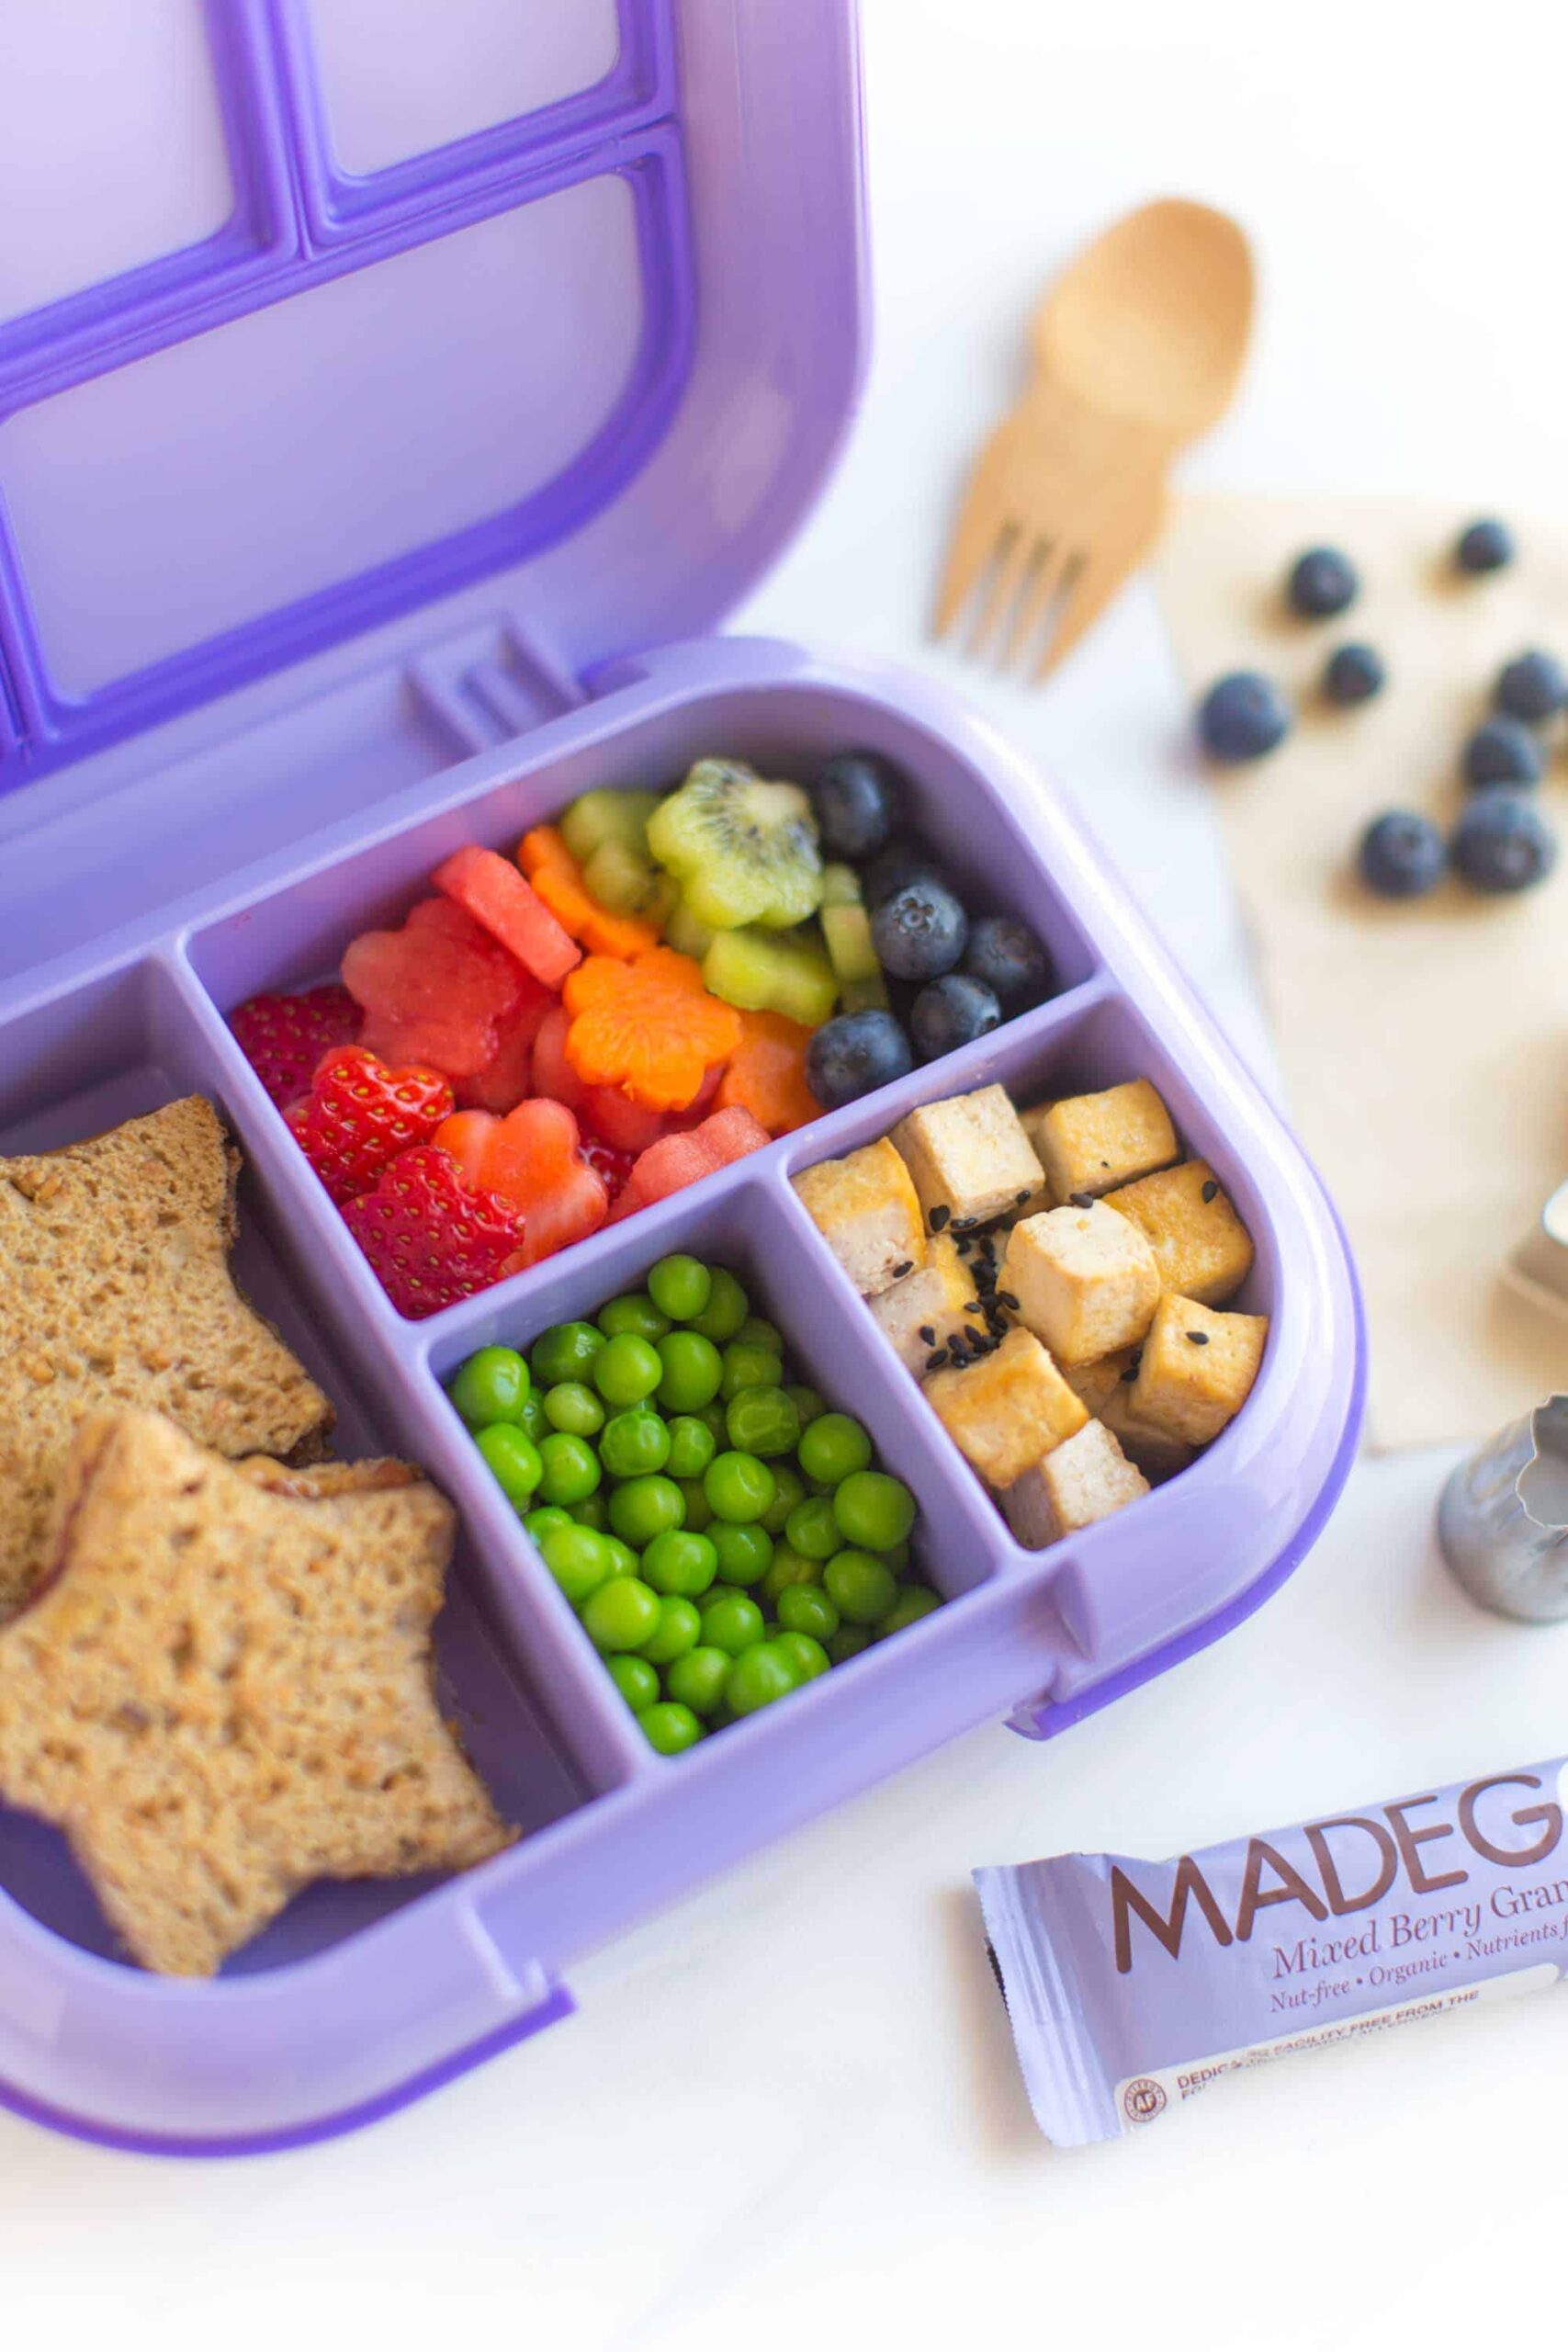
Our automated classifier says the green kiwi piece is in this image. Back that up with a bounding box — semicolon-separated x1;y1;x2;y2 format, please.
664;896;716;959
581;836;665;916
559;788;660;865
821;900;881;987
821;862;863;909
647;759;824;931
703;927;839;1028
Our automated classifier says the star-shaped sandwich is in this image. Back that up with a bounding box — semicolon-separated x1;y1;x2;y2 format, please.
0;1411;513;1975
0;1097;333;1619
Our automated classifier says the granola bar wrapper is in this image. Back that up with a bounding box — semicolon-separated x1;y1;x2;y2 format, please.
975;1756;1568;2144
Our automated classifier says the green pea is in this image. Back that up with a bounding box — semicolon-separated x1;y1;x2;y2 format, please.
607;1654;660;1712
640;1593;704;1666
724;1641;797;1715
797;1411;873;1487
600;1406;671;1478
601;1535;640;1578
829;1626;873;1665
665;1414;717;1480
536;1431;601;1506
695;1399;729;1443
879;1585;942;1637
772;1630;829;1683
688;1267;749;1343
725;1386;801;1458
581;1575;661;1653
701;1589;767;1657
665;1645;731;1716
832;1470;916;1553
675;1476;714;1531
541;1380;604;1437
718;1341;784;1401
530;1319;605;1387
736;1315;784;1353
882;1538;911;1575
777;1582;839;1642
704;1450;776;1525
640;1700;705;1756
784;1384;827;1428
761;1462;805;1535
647;1253;714;1324
538;1521;613;1605
784;1493;840;1560
607;1475;684;1547
641;1528;719;1599
592;1331;663;1408
450;1345;529;1430
474;1423;543;1507
709;1521;773;1588
597;1292;671;1343
655;1329;723;1413
824;1548;897;1626
516;1389;547;1442
761;1542;819;1602
523;1504;574;1544
569;1493;608;1530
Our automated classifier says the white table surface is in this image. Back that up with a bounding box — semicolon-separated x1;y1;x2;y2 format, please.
7;3;1568;2341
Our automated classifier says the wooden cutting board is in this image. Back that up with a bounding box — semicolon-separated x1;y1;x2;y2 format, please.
1156;492;1568;1452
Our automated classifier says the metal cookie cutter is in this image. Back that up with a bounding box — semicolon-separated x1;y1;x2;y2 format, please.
1438;1395;1568;1622
1506;1179;1568;1319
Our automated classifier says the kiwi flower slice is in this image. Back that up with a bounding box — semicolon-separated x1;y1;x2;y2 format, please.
648;759;825;931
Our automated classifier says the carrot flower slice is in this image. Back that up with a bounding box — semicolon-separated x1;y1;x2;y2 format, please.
563;948;742;1113
516;824;660;959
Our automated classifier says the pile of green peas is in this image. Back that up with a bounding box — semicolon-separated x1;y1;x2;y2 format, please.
447;1254;940;1754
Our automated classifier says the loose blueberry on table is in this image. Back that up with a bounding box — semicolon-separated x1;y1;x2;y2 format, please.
1358;811;1447;900
1450;793;1559;895
1286;546;1359;619
229;755;1053;1311
1197;671;1292;763
450;1257;937;1749
1494;649;1568;726
1461;716;1544;790
1453;517;1514;576
1322;642;1386;707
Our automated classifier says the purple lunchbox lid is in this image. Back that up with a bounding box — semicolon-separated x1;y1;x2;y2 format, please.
0;0;867;811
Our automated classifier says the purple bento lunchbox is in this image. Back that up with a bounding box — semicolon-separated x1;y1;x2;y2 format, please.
0;0;1362;2154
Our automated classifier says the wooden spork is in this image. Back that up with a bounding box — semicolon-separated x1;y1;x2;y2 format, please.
935;199;1254;679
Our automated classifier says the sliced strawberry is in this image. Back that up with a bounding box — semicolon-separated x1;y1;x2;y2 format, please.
343;1144;526;1318
230;984;360;1110
286;1046;453;1204
434;844;581;990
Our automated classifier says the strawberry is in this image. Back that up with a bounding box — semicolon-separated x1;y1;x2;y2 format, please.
343;1145;527;1318
230;984;360;1110
286;1046;454;1204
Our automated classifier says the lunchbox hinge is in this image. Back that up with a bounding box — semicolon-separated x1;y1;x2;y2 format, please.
404;616;593;757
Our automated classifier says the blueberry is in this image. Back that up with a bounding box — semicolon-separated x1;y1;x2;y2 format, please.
805;1009;913;1109
962;913;1053;1008
909;974;1002;1062
1495;649;1567;726
1286;547;1359;619
863;839;939;908
1455;517;1514;575
1323;642;1385;706
1451;792;1558;893
1358;810;1446;899
1462;716;1543;790
870;877;968;981
1197;672;1292;763
812;752;899;859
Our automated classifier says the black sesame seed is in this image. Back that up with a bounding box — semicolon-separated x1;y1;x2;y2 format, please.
1201;1180;1219;1204
1015;1188;1032;1205
892;1260;914;1279
918;1325;936;1345
1069;1191;1096;1209
997;1290;1020;1311
925;1350;948;1370
929;1204;951;1231
1120;1363;1139;1383
952;1216;979;1234
1186;1330;1210;1346
962;1299;981;1313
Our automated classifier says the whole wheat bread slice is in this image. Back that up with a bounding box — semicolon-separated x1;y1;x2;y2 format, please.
0;1409;513;1976
0;1097;332;1619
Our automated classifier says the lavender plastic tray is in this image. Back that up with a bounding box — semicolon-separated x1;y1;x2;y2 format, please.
0;636;1364;2153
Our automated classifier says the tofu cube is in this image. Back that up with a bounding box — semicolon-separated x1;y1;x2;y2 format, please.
1129;1294;1269;1445
890;1085;1044;1233
1062;1351;1129;1417
869;1233;988;1376
924;1327;1088;1488
793;1138;925;1297
1027;1080;1179;1203
999;1201;1160;1366
1101;1159;1254;1306
1001;1102;1057;1223
1099;1376;1198;1484
1001;1419;1150;1548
